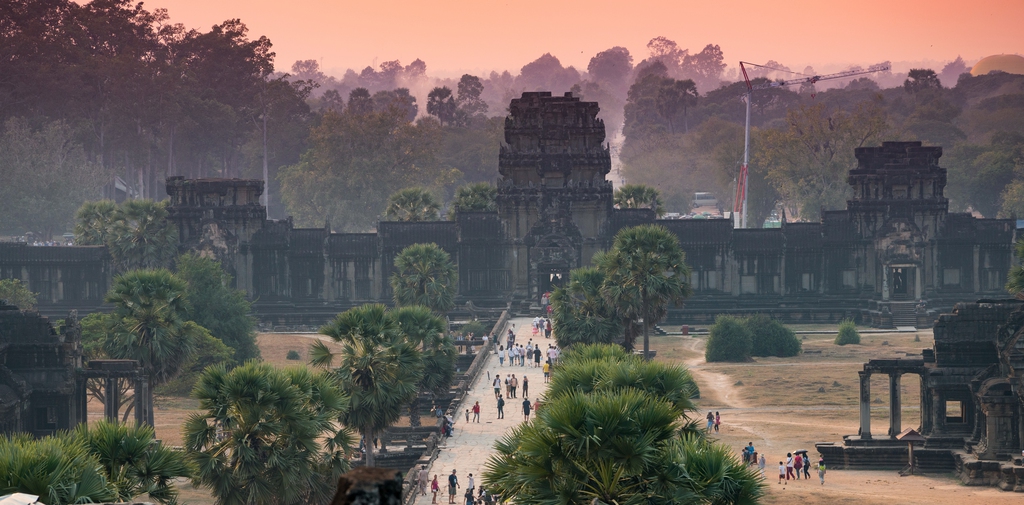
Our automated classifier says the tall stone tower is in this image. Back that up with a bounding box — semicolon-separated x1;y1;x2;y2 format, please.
165;177;267;293
845;141;949;300
497;92;613;303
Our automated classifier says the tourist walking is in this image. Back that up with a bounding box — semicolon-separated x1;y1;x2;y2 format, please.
448;470;460;504
505;374;511;398
498;346;505;366
545;319;552;338
510;375;518;398
523;397;532;421
472;401;480;423
794;453;803;479
467;474;475;496
758;454;766;478
431;475;440;504
496;396;504;419
522;376;529;398
543;361;551;383
493;377;501;399
705;411;714;431
534;347;541;367
778;461;786;484
418;465;429;495
817;458;826;485
714;411;721;433
785;453;795;481
803;454;811;479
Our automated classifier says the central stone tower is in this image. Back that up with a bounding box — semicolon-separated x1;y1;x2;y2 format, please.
497;92;614;304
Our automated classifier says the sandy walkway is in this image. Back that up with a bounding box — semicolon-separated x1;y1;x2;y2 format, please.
410;317;552;504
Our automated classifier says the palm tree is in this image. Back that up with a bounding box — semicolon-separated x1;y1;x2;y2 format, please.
75;421;189;505
600;225;692;359
384;187;441;222
549;267;623;348
483;389;698;504
449;182;497;219
103;269;201;387
73;199;118;245
390;243;458;314
107;200;178;271
74;199;177;272
393;305;456;427
0;434;117;505
311;304;423;467
613;184;665;217
483;344;761;505
183;362;353;505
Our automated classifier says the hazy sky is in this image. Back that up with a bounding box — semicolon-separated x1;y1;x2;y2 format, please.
152;0;1022;77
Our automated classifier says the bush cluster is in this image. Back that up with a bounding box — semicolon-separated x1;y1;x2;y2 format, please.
705;315;753;362
835;319;861;345
747;314;801;357
705;314;802;362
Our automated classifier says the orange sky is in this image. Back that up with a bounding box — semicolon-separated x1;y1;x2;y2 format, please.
151;0;1022;77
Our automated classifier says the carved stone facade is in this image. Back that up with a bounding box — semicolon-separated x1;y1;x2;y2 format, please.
0;96;1016;328
818;300;1024;491
0;302;84;436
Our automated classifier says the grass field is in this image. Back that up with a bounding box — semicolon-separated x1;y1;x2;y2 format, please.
649;329;1020;505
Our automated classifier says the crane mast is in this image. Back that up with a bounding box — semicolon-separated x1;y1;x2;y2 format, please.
733;62;890;228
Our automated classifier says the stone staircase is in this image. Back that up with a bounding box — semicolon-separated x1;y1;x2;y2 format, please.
890;301;917;327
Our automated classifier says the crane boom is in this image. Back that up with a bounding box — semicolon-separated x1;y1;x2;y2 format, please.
733;61;890;229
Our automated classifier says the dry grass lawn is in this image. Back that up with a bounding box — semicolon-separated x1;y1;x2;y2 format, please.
649;328;1021;505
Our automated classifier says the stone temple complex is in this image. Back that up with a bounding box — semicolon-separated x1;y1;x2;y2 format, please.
1;90;1023;489
1;92;1015;329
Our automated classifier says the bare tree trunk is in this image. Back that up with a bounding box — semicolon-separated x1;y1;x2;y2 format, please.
363;426;376;467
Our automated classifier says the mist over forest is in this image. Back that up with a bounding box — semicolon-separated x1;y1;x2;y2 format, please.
2;0;1023;236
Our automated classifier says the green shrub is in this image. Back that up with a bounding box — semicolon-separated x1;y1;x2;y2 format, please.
746;314;801;357
286;350;301;360
835;319;861;345
705;315;753;362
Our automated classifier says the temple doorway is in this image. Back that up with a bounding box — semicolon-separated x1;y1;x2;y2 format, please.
889;266;916;300
537;265;568;304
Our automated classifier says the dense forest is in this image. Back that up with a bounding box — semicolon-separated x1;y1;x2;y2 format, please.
2;0;1023;236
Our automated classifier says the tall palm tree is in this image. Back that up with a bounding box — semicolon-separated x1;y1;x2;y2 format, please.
107;200;178;271
393;305;456;427
311;304;423;467
73;199;118;245
600;225;692;359
103;269;201;387
549;267;623;348
390;243;458;314
183;362;353;505
613;184;665;217
449;182;497;219
384;187;441;222
75;421;189;505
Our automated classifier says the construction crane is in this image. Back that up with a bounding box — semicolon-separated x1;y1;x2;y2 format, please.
733;61;890;228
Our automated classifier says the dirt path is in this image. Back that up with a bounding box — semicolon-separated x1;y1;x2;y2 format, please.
681;336;748;409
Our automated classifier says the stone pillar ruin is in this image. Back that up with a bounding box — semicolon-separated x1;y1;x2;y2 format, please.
859;371;872;439
103;376;120;422
889;373;902;437
134;375;153;427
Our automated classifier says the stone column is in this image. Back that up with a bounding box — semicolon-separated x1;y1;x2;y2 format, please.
134;375;152;427
889;373;901;437
931;389;943;435
103;376;119;422
859;371;872;439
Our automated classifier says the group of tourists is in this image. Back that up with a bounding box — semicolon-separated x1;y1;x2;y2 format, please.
779;451;826;485
416;466;504;505
419;320;562;505
531;316;552;338
705;411;721;432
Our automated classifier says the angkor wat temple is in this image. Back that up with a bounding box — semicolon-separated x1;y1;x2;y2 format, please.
0;92;1017;328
